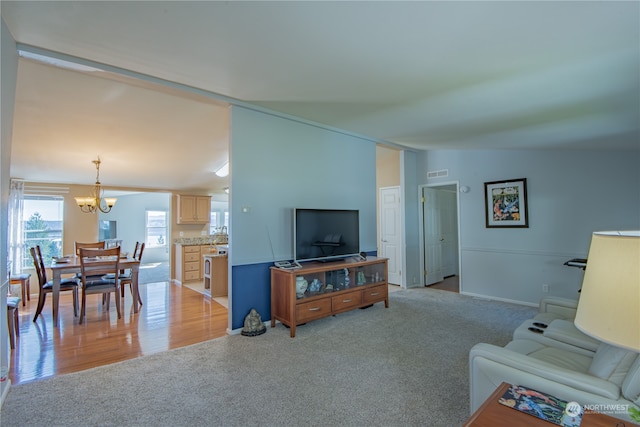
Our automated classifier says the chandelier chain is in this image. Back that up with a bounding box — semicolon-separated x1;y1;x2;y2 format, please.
74;156;117;214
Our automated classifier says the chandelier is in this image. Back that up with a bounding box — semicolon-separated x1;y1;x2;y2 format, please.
74;157;117;213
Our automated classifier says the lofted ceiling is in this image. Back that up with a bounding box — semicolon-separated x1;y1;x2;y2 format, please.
2;1;639;192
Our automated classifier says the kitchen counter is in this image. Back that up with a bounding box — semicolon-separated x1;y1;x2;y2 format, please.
174;237;228;246
203;253;228;297
174;242;228;285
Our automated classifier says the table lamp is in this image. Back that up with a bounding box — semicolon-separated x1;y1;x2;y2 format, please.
574;231;640;352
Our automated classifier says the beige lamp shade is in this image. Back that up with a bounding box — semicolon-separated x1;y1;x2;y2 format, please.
574;231;640;352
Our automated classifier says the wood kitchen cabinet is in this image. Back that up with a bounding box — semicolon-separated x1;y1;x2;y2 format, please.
175;244;221;284
176;195;211;224
175;244;202;283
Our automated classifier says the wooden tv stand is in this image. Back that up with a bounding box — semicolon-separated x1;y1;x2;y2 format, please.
270;256;388;337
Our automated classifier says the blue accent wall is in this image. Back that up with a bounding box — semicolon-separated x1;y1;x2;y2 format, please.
231;263;272;329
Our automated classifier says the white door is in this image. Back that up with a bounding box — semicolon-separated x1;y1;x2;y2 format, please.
379;187;402;285
423;187;444;285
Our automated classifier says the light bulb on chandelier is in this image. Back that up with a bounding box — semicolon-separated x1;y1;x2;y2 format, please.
74;157;117;213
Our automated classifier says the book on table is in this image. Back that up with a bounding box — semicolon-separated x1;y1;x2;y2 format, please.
498;384;583;427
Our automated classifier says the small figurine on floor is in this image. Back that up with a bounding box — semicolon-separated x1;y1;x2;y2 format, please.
241;308;267;336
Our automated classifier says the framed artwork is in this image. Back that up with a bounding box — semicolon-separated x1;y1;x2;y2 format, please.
484;178;528;228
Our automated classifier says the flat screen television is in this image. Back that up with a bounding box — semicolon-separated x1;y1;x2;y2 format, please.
293;208;360;263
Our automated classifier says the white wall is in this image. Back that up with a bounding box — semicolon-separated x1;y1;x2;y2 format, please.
401;150;421;288
99;192;171;263
1;17;19;405
412;149;640;305
230;106;378;265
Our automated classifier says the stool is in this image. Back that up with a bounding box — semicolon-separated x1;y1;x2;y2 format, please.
7;296;21;350
10;273;31;306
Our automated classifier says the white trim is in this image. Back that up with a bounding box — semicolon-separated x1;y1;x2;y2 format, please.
462;247;586;259
461;291;539;308
0;379;11;408
0;280;9;409
23;185;69;195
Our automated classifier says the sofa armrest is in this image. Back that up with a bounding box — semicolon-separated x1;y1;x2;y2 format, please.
538;296;578;319
470;343;620;399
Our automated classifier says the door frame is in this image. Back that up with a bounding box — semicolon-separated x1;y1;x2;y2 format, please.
418;181;462;290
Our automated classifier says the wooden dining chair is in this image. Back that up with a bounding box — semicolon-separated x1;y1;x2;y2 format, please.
7;296;20;349
78;247;122;324
120;242;145;305
74;241;107;280
102;242;143;306
30;245;79;322
75;241;106;255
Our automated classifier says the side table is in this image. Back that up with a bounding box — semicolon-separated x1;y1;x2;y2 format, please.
464;382;634;427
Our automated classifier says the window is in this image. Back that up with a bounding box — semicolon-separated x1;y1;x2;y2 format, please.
23;196;64;269
209;209;229;235
210;212;219;234
146;210;167;248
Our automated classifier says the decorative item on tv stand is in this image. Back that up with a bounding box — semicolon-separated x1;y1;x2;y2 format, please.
295;276;308;298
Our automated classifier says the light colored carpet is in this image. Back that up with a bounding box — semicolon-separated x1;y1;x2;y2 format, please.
0;288;536;426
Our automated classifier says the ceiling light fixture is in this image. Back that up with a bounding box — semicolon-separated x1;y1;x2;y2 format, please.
74;157;117;213
215;161;229;177
18;49;103;72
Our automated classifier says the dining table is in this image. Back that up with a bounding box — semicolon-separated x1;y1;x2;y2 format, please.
49;255;141;327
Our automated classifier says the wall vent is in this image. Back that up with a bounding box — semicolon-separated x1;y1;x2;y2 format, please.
427;169;449;179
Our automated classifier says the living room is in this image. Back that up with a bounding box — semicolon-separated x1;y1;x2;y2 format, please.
1;2;639;424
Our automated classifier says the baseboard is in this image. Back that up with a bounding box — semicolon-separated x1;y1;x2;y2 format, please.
0;380;11;409
459;291;538;308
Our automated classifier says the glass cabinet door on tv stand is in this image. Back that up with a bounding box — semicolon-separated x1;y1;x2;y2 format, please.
270;256;389;337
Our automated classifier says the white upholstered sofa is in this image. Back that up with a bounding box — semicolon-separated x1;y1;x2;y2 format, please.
469;297;640;423
513;296;601;356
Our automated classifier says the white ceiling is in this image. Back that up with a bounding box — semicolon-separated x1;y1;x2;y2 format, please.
3;1;639;191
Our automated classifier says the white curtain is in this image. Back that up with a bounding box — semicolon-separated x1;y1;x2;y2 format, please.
8;179;25;275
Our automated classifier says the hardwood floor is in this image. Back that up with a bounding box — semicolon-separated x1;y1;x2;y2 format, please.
9;281;228;385
427;275;459;292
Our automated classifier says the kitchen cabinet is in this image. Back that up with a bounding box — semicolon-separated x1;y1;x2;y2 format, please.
175;244;203;283
177;195;211;224
175;244;224;284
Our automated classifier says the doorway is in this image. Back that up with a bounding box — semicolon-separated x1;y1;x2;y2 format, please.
421;183;460;292
379;186;402;286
